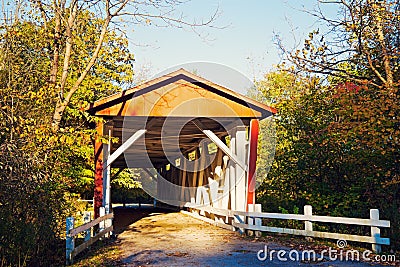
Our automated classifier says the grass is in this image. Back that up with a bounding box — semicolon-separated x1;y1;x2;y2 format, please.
71;237;124;267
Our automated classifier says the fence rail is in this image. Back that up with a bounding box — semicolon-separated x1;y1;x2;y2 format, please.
184;204;390;253
66;207;113;265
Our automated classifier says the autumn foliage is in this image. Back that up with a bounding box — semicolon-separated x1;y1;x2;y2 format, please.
257;0;399;251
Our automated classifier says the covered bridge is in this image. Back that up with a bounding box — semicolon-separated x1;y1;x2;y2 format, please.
87;68;276;220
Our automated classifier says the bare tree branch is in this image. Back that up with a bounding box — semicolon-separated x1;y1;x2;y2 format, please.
41;0;222;131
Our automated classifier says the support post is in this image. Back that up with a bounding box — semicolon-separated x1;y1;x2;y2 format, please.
235;126;247;212
197;141;207;187
221;155;230;210
94;122;104;219
304;205;313;241
66;217;75;265
84;212;91;242
370;209;382;253
99;128;145;217
180;156;187;203
247;119;259;209
103;129;112;215
208;177;219;206
190;149;200;204
229;131;236;211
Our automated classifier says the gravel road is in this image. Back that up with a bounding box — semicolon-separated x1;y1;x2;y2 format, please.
113;207;393;267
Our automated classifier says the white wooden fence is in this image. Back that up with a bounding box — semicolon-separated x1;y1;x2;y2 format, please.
66;207;113;265
183;204;390;253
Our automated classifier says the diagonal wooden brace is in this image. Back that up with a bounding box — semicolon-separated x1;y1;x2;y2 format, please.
192;119;247;172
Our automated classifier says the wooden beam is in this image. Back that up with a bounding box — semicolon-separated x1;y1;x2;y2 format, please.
197;141;207;187
105;129;146;167
190;148;200;203
72;225;114;258
69;213;114;237
193;120;246;170
193;120;247;171
180;156;187;203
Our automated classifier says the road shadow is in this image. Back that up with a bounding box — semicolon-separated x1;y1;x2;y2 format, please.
112;206;175;235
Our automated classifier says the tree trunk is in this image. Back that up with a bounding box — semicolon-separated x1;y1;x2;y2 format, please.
49;5;60;85
51;16;111;132
374;4;393;91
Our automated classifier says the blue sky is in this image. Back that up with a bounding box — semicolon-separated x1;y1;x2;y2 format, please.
128;1;334;81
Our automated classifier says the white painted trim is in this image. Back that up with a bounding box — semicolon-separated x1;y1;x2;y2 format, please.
184;205;391;250
234;127;247;212
232;211;390;227
103;129;112;214
105;129;147;167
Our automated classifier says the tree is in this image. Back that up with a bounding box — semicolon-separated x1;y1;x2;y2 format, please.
0;10;135;187
254;70;336;212
0;1;220;263
279;0;399;158
0;142;71;266
269;0;399;249
280;0;399;90
0;11;135;265
111;169;150;207
22;0;219;131
255;69;399;242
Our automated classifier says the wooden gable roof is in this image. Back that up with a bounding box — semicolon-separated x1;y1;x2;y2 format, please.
87;68;276;118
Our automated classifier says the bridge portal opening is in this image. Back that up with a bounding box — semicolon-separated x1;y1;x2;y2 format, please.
87;68;275;220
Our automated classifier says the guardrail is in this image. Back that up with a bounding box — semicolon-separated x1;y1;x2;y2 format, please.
184;204;390;253
66;207;113;265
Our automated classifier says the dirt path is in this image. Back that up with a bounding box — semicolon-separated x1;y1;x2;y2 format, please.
112;207;389;267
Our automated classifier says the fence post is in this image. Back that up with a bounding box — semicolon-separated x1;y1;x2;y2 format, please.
66;217;75;265
370;209;382;253
99;207;105;233
246;204;263;237
247;204;255;236
304;205;313;241
254;204;262;237
105;213;113;238
84;211;91;242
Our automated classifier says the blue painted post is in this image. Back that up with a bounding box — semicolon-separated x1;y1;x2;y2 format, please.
84;211;91;242
66;217;75;265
